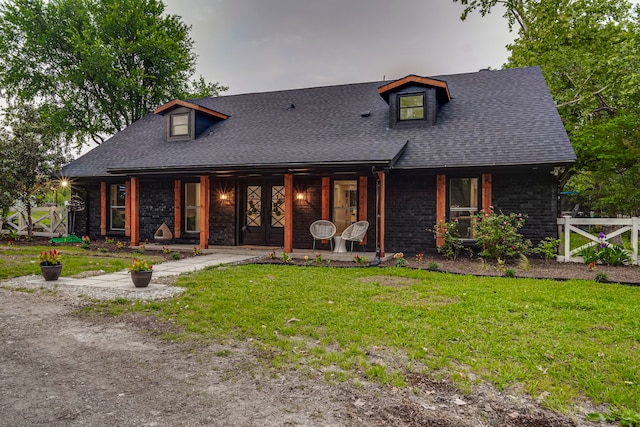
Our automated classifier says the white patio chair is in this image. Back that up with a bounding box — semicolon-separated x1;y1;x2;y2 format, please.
341;220;369;252
310;220;336;251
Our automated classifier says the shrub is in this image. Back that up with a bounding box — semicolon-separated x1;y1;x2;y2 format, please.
427;262;439;271
534;237;560;260
473;210;531;260
504;268;516;278
579;244;631;266
599;245;631;266
433;219;467;260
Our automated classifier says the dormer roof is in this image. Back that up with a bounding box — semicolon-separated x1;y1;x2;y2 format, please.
378;75;451;105
154;99;229;120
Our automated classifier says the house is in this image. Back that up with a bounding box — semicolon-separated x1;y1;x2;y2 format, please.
60;66;576;255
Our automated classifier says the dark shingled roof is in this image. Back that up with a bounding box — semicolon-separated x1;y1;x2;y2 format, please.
62;66;575;178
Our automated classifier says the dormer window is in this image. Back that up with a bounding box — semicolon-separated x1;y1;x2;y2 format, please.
399;94;425;121
170;113;191;137
154;99;230;142
378;75;451;129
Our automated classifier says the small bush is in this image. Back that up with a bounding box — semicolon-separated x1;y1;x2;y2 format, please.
427;262;439;271
170;251;181;260
595;271;609;283
504;268;516;278
579;244;631;266
433;220;467;260
473;210;531;260
534;237;559;259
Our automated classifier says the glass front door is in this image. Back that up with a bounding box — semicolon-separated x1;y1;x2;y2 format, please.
242;182;284;246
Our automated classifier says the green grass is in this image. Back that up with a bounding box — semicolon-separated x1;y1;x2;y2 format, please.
89;264;640;415
0;244;165;279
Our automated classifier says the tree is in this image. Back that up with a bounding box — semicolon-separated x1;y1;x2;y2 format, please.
0;0;227;148
0;103;70;236
452;0;640;215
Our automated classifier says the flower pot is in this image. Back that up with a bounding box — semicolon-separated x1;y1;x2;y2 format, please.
130;270;153;288
40;264;63;281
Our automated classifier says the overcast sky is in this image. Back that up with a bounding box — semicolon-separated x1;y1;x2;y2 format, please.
163;0;517;95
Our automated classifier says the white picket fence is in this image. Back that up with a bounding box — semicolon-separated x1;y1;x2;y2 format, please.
557;216;640;265
0;206;68;238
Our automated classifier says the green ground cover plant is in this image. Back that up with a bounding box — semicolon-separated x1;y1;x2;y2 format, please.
92;264;640;417
0;245;164;279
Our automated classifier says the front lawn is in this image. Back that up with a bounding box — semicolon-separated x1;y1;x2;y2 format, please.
93;264;640;417
0;244;165;279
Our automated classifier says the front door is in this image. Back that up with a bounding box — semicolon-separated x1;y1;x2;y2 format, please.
241;182;285;246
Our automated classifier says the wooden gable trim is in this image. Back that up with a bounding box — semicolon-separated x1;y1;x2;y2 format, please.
435;175;447;247
124;180;131;237
100;182;107;236
154;99;229;120
284;174;294;252
174;179;182;239
378;75;451;103
130;177;140;246
199;176;210;249
482;174;492;213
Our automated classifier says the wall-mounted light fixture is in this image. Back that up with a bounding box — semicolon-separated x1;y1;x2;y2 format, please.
295;191;306;202
219;192;230;204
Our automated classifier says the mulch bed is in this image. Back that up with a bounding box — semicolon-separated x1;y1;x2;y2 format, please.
5;237;639;285
259;253;640;286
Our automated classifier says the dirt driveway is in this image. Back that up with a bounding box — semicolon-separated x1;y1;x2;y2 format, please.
0;286;601;427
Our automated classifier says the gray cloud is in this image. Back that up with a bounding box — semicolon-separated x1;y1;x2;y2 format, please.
166;0;517;94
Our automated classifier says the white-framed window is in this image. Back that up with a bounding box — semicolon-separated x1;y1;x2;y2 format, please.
109;184;126;231
449;177;479;239
170;113;190;137
184;182;200;233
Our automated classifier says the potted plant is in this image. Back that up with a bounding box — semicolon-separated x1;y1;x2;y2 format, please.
128;258;153;288
39;249;63;281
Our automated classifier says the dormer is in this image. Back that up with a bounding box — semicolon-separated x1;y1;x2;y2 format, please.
378;75;450;129
154;99;229;142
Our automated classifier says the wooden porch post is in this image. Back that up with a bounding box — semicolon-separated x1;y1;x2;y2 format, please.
130;177;139;246
321;177;330;220
284;174;293;252
174;179;182;239
358;176;368;245
482;174;492;212
376;172;386;257
100;182;107;236
199;176;210;249
436;175;446;247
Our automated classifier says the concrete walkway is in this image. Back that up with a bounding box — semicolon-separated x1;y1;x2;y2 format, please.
22;252;259;300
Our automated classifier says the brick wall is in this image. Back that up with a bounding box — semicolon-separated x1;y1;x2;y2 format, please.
491;171;559;244
384;174;437;254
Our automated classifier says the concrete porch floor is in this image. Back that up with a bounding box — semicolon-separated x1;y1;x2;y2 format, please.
139;243;392;263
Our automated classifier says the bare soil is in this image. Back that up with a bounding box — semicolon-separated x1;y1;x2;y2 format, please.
1;239;629;426
0;288;607;427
